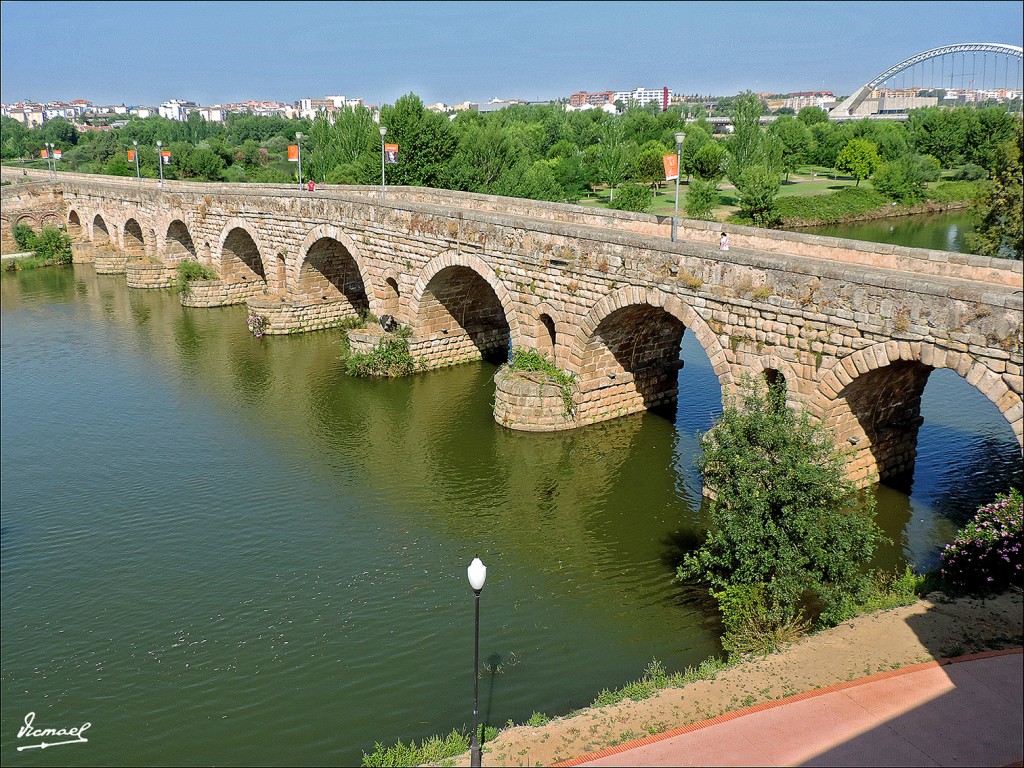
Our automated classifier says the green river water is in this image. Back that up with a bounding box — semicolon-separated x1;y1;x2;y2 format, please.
1;211;1020;765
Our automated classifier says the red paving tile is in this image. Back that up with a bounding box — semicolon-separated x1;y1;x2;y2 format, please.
559;649;1022;768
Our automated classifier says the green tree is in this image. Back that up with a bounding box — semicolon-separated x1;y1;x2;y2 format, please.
871;155;926;203
632;140;670;194
734;163;781;226
684;177;718;220
608;182;652;212
691;141;727;182
835;138;881;185
32;227;73;265
797;106;829;126
593;123;633;202
769;115;812;181
681;124;711;179
677;377;881;653
726;91;766;183
970;118;1023;259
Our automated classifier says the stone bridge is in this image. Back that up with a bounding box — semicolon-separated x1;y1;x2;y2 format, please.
2;168;1021;487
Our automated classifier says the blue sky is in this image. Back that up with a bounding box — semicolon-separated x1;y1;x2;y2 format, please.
1;1;1022;106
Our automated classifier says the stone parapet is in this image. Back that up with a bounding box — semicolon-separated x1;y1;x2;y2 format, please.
247;295;359;335
180;279;266;308
126;260;177;289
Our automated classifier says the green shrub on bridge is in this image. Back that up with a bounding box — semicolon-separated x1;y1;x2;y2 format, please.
11;222;37;251
8;225;71;267
174;261;218;295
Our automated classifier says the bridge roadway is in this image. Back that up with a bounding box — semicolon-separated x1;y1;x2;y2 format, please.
1;168;1021;487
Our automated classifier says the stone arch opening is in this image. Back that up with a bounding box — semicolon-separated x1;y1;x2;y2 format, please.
92;215;110;244
41;213;61;229
123;218;145;258
221;227;266;284
383;277;400;318
416;265;511;365
68;210;82;239
165;220;197;261
297;237;369;313
538;313;557;360
15;215;38;232
822;349;1022;493
763;367;788;408
578;304;687;419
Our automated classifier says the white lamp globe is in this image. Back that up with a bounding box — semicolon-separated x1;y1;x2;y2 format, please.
467;557;487;592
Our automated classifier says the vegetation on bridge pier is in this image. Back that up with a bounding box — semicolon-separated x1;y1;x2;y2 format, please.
4;223;72;271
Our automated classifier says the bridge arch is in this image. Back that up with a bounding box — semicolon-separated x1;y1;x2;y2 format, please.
833;43;1024;117
91;214;111;244
67;210;82;239
409;251;521;364
293;225;371;302
123;218;146;258
163;219;198;262
217;219;269;287
816;341;1022;485
566;287;730;422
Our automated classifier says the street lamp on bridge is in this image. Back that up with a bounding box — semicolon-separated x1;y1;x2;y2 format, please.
156;140;164;188
671;131;685;243
379;125;388;201
295;132;304;191
133;141;140;187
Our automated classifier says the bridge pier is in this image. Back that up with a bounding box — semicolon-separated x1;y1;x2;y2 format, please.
71;241;95;264
126;260;178;289
246;294;361;335
94;247;129;274
180;279;266;308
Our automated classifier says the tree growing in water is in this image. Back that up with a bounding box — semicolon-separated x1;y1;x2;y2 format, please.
678;376;882;655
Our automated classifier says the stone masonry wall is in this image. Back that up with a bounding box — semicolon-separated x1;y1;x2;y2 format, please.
4;170;1019;486
125;261;178;289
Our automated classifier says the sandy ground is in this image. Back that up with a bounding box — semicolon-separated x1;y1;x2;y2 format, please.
435;591;1023;767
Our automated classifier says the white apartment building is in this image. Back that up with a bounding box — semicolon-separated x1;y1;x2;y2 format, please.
159;99;198;121
611;86;672;109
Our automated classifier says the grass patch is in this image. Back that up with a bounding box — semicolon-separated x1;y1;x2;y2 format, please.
506;348;578;417
590;657;730;708
3;253;67;271
344;325;419;377
361;725;498;768
764;186;888;226
925;179;989;203
174;260;218;295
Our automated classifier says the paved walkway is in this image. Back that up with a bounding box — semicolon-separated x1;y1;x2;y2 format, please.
555;650;1022;767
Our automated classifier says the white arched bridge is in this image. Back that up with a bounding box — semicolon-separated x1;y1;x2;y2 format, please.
832;42;1023;118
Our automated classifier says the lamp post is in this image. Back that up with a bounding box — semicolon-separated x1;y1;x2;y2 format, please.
467;556;487;768
672;131;685;242
295;132;304;191
46;142;55;180
156;140;164;188
379;125;388;201
133;140;140;187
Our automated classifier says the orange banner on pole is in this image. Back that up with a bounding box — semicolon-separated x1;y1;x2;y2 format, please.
53;150;62;160
161;150;171;165
128;150;136;162
384;143;398;164
40;149;48;159
662;153;679;181
287;144;299;161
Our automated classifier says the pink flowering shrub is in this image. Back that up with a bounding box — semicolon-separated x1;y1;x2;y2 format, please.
940;489;1023;594
247;313;269;338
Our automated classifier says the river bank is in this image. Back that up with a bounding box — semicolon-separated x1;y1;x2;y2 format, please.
433;590;1023;767
782;198;972;229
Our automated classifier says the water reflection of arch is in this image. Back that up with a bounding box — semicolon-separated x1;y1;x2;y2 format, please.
815;341;1023;485
292;225;370;313
566;287;729;420
216;219;269;287
408;251;521;356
